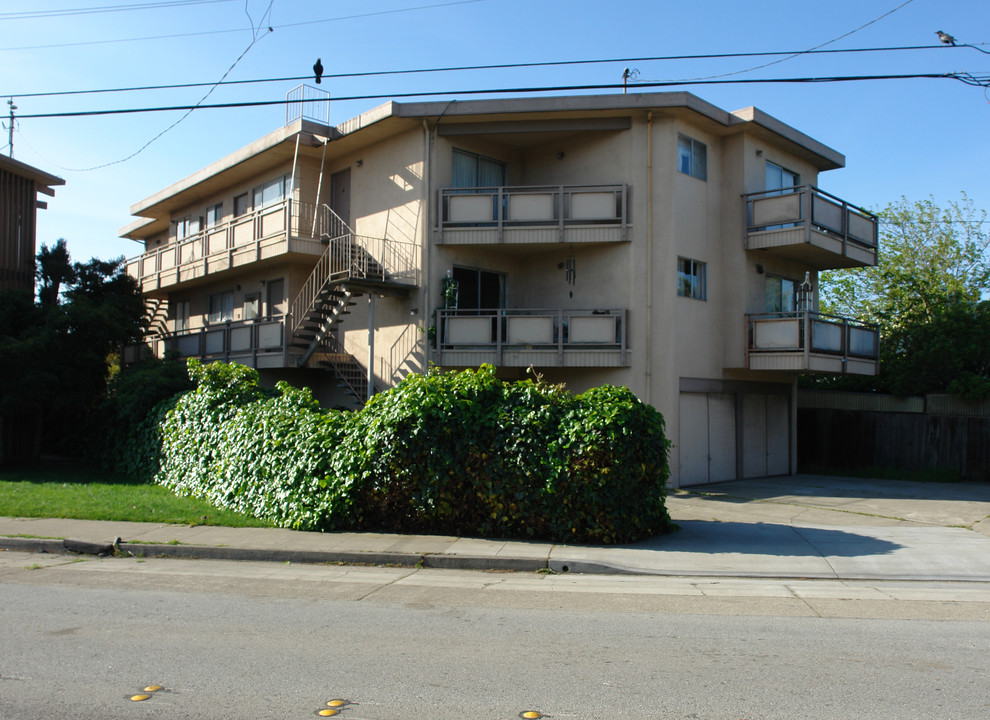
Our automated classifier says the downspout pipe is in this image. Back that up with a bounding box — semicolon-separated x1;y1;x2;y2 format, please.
422;118;432;372
646;111;654;405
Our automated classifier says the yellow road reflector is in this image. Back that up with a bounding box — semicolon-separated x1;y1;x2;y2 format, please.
327;700;347;707
130;694;151;702
143;685;163;692
317;710;338;717
520;712;543;719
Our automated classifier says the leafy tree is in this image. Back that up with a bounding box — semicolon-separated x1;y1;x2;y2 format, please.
0;242;146;463
36;238;75;307
817;195;990;398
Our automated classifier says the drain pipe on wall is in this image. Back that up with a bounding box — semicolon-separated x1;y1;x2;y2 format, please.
422;118;432;371
645;111;654;405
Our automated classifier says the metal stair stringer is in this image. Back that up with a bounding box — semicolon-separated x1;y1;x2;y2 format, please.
292;284;356;368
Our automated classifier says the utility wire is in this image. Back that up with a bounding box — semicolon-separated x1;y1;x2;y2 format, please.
3;44;972;99
639;0;917;83
46;0;275;171
0;0;234;20
13;73;983;120
0;0;491;52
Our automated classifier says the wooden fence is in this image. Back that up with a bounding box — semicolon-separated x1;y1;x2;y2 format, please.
797;391;990;481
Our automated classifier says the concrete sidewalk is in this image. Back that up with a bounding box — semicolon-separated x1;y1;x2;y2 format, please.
3;475;990;581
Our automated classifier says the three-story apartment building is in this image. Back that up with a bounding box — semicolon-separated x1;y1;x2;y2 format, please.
124;92;879;487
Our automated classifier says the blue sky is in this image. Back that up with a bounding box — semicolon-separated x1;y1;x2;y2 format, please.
2;0;988;264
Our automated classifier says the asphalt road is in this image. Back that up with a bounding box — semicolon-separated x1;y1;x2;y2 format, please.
3;551;989;719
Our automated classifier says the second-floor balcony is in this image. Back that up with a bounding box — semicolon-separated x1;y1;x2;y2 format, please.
126;200;329;293
746;311;879;375
744;186;878;269
125;316;298;370
436;184;629;246
435;307;628;368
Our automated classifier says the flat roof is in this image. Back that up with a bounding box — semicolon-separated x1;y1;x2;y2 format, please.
0;154;65;197
123;91;845;238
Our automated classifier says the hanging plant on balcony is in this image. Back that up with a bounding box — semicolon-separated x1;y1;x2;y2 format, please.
442;276;459;309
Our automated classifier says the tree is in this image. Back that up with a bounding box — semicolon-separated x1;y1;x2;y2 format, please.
0;243;146;463
36;238;75;307
817;194;990;398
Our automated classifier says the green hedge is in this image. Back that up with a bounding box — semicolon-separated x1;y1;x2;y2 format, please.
153;360;672;543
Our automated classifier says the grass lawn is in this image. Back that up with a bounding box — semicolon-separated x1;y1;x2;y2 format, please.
0;460;272;528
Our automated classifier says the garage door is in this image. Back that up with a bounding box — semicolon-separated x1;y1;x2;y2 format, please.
679;393;737;486
742;393;790;478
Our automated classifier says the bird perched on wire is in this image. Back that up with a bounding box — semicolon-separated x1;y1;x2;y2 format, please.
313;58;324;84
936;30;957;46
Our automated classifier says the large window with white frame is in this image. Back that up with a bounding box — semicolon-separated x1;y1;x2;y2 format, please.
677;134;707;181
677;257;707;300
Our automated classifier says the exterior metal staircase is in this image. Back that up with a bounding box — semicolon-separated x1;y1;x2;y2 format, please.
287;205;412;404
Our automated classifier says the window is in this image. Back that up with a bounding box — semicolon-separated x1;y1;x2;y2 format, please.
266;278;285;318
205;203;223;228
677;135;707;181
765;274;796;314
208;290;234;324
253;175;289;210
766;161;798;195
175;216;201;240
452;149;506;188
173;300;190;332
243;293;260;321
677;258;707;300
233;193;250;218
451;266;505;309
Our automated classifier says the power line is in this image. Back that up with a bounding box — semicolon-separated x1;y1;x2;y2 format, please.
2;44;971;100
0;0;492;52
647;0;917;83
13;73;981;120
0;0;234;20
36;1;275;172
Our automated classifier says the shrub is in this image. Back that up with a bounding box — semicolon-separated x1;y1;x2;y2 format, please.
150;361;673;543
94;354;195;479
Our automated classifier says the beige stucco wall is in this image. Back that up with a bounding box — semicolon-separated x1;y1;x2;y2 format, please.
128;99;855;487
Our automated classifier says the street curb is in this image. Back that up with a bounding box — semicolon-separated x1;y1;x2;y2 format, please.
0;537;551;572
5;536;990;583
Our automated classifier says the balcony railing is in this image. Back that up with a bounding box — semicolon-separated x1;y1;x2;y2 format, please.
746;311;879;375
132;317;296;369
437;184;628;245
743;186;878;269
125;199;328;292
436;307;628;368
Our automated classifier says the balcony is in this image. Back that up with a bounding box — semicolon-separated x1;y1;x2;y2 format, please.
746;311;878;375
436;308;628;368
744;186;878;269
125;200;328;293
125;317;298;370
436;184;628;245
